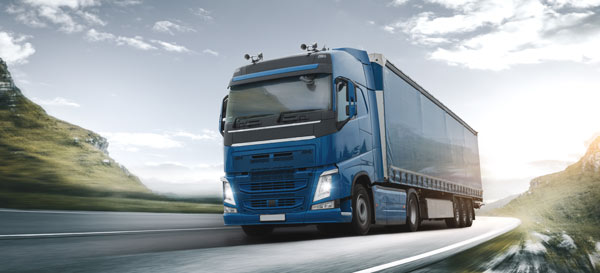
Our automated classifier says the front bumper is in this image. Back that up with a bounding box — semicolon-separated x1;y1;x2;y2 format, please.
223;208;352;226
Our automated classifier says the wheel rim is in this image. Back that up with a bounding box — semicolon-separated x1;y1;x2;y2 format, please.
357;194;368;225
410;199;417;224
454;202;460;222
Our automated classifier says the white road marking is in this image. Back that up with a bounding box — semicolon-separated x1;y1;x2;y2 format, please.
0;208;218;216
0;227;237;239
354;218;521;273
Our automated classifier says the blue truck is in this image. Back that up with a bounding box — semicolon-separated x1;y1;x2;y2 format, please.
219;46;483;236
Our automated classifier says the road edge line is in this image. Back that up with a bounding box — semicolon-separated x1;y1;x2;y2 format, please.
0;227;238;240
353;217;521;273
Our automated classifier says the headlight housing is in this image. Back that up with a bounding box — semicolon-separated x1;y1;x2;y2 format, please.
313;168;338;202
222;177;236;206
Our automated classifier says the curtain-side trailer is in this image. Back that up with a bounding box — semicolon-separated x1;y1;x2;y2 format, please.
219;46;483;236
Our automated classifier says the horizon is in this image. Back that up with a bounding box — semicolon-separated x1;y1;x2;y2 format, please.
1;0;599;202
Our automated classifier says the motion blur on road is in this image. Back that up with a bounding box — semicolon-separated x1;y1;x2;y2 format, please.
0;209;519;273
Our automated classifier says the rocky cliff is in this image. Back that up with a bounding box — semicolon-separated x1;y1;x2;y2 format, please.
0;58;151;198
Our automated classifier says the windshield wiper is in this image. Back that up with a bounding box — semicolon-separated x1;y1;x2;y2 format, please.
278;109;321;123
234;114;276;129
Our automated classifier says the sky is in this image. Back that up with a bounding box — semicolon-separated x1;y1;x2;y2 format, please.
1;0;599;202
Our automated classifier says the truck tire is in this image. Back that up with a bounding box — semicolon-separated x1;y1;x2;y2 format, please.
465;199;474;227
351;184;372;235
241;225;274;237
445;197;461;228
458;198;467;228
404;192;420;232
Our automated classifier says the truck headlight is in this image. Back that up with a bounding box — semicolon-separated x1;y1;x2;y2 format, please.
313;168;338;202
222;177;236;206
224;206;237;213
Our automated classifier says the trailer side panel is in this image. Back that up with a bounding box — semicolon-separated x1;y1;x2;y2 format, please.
381;64;482;197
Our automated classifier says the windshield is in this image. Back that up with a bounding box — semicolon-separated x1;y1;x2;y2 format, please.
226;74;332;123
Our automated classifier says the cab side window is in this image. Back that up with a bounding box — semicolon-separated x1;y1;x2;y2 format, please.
336;80;349;122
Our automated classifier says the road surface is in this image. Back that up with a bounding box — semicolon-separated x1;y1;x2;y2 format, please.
0;209;520;273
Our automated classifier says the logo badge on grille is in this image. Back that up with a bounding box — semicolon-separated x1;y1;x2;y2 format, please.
268;200;277;207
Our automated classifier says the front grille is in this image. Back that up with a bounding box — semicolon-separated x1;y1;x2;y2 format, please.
239;180;306;193
245;197;303;209
235;168;314;213
251;181;294;191
250;170;294;181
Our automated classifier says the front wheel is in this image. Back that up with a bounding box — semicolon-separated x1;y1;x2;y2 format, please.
241;225;273;237
351;184;372;235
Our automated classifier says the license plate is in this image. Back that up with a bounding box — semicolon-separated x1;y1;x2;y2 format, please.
260;214;285;222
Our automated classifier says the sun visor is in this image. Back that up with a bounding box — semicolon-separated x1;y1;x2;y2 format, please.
229;53;332;87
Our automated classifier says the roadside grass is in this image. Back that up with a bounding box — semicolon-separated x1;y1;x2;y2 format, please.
0;191;223;213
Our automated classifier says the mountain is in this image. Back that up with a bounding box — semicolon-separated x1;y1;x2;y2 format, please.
496;136;600;229
476;193;519;215
415;137;600;272
0;58;220;212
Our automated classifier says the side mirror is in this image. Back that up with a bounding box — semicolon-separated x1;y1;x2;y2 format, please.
346;81;357;117
346;81;356;103
219;95;228;136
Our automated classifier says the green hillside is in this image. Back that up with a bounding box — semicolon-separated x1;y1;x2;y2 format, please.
0;58;220;213
414;137;600;272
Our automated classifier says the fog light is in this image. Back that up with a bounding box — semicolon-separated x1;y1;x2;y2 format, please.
311;200;335;210
224;206;237;213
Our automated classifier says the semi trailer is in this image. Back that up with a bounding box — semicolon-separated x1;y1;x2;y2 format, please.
219;45;483;236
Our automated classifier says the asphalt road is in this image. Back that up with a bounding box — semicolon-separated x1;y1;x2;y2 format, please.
0;209;520;273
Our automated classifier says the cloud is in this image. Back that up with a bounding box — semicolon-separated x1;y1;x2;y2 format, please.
190;7;213;21
22;0;99;9
385;0;600;70
383;25;395;34
32;97;80;107
152;21;195;35
202;49;219;56
86;29;156;50
5;5;47;28
76;11;106;26
388;0;409;6
135;162;223;196
85;28;115;41
102;132;183;149
173;130;220;141
115;36;156;50
151;40;191;53
0;32;36;65
112;0;143;6
6;0;103;33
86;29;193;53
101;130;219;151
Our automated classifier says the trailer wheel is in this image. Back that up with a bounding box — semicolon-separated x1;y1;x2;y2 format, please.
458;198;467;228
465;199;474;227
404;192;420;232
241;225;274;237
445;197;461;228
351;184;372;235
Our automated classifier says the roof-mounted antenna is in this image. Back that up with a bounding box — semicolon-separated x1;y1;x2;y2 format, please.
300;43;322;54
244;53;263;64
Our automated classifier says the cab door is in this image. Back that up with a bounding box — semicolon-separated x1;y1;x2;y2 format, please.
334;78;361;160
